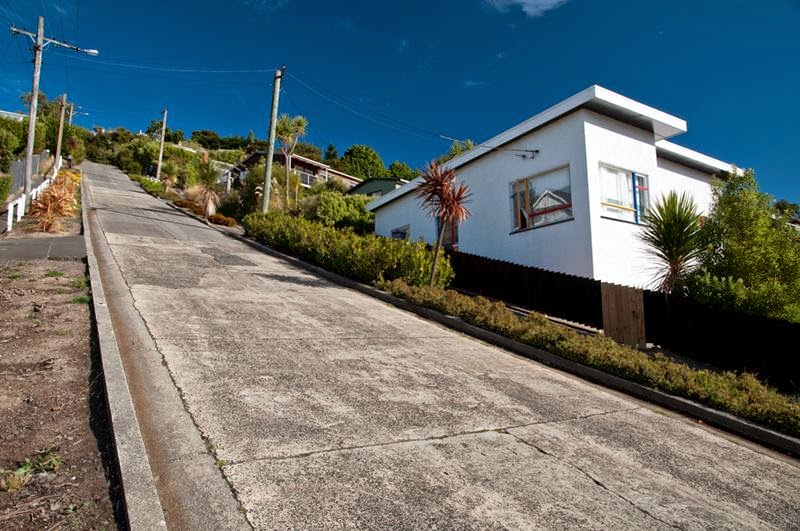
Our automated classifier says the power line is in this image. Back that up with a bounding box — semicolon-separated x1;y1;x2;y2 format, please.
50;51;280;74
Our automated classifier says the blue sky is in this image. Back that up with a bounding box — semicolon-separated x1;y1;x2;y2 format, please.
1;0;798;201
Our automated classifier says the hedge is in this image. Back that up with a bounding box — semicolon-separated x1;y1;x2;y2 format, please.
0;175;11;204
381;279;800;438
242;212;453;288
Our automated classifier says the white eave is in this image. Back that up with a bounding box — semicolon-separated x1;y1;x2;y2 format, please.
368;85;689;212
655;140;734;174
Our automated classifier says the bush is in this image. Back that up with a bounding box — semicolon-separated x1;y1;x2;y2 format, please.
381;279;800;438
174;198;205;216
209;213;236;227
30;173;78;232
0;174;11;204
131;174;165;196
242;212;454;288
301;190;375;233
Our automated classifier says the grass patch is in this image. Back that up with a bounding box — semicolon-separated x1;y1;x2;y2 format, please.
0;446;62;492
381;279;800;439
70;295;91;304
45;270;64;278
72;276;88;290
8;271;22;280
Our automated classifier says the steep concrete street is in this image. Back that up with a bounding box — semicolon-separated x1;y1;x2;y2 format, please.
82;161;800;530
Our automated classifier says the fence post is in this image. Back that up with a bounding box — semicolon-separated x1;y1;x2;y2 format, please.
601;282;646;347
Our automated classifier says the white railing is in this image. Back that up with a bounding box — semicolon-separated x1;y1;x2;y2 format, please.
4;157;61;232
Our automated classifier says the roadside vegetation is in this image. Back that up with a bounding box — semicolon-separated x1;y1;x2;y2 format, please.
640;169;800;323
29;169;81;232
243;212;452;288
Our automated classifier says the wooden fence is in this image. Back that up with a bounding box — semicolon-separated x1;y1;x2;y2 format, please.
448;251;800;392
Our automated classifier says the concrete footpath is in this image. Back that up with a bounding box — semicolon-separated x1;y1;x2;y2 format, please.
0;235;86;261
81;161;800;530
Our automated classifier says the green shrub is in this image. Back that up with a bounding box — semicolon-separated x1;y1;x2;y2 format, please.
242;212;453;288
381;279;800;438
131;175;165;195
301;190;375;234
0;174;11;204
209;213;236;227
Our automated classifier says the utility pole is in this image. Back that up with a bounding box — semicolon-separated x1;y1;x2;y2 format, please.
11;17;98;212
54;93;67;170
68;102;74;125
261;65;285;213
155;107;167;181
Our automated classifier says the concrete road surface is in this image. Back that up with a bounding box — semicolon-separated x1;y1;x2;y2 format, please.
82;161;800;530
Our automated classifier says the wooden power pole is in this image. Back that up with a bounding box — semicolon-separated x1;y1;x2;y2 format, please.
261;65;285;213
155;107;167;181
54;93;67;169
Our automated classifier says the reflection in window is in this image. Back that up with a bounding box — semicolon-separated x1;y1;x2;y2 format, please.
391;225;410;240
511;166;573;231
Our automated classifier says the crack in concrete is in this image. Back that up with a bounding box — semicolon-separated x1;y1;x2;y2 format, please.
227;407;641;465
503;428;683;531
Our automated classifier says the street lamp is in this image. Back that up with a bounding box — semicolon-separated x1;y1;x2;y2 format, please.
10;16;99;212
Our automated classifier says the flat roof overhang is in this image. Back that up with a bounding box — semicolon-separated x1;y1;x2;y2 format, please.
369;85;690;212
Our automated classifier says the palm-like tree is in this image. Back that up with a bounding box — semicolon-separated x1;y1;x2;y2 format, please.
196;161;221;221
161;161;177;191
639;191;702;293
415;160;471;287
275;114;308;209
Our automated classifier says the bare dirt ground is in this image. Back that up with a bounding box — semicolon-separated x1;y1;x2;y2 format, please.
0;260;122;530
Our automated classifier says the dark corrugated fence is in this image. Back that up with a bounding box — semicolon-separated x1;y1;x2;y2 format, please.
447;251;604;329
448;251;800;391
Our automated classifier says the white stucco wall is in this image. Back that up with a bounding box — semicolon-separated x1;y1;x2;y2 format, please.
373;108;718;289
373;192;438;244
583;111;714;288
455;111;594;278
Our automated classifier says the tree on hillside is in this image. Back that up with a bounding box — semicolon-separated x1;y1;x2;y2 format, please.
0;128;19;172
342;144;386;180
324;144;338;162
388;160;416;181
275;114;308;207
775;198;800;220
415;160;471;287
438;139;475;163
295;142;322;161
639;191;702;294
191;130;222;149
690;169;800;321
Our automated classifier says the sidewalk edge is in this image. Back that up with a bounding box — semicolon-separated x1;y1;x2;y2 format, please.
81;178;167;530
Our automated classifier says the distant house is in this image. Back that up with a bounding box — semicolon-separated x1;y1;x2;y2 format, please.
0;110;25;122
367;85;737;289
347;177;408;197
234;151;361;189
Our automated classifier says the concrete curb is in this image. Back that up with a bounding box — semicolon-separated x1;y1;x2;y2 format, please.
81;179;167;530
219;229;800;458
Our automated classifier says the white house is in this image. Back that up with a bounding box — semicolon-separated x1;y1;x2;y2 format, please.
367;85;736;288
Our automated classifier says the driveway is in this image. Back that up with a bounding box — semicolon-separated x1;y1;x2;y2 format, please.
82;161;800;530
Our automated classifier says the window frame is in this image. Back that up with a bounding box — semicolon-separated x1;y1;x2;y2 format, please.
510;165;574;233
390;224;411;241
599;163;650;224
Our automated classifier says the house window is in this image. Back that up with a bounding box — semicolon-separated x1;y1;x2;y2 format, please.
600;164;649;223
510;166;573;231
391;225;410;240
437;217;459;247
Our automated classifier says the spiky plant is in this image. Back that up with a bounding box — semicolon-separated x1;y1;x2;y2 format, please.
639;191;702;293
161;161;178;191
275;114;308;208
415;160;471;287
30;178;77;232
195;161;221;220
